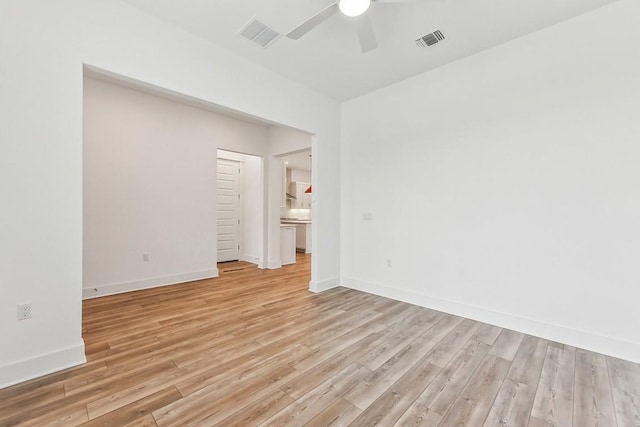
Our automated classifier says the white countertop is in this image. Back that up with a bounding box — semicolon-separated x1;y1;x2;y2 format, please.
280;219;312;225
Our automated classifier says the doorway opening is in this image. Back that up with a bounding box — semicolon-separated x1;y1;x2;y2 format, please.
82;67;321;300
216;158;241;263
216;149;264;273
278;147;312;283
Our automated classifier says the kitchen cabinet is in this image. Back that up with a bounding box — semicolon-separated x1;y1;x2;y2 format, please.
295;223;312;254
290;182;312;209
280;225;296;265
280;161;287;208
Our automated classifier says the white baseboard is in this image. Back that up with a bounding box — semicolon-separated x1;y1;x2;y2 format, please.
0;341;86;389
83;268;218;299
341;276;640;364
240;255;261;266
309;276;340;293
265;259;282;270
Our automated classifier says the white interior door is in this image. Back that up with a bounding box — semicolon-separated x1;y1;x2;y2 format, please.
217;159;240;262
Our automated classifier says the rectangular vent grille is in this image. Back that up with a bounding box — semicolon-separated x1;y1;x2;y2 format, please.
239;19;280;48
415;30;445;48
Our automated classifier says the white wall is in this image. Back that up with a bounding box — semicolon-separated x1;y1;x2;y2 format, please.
341;0;640;362
242;155;263;264
0;0;340;388
291;168;311;183
83;78;269;298
217;150;264;265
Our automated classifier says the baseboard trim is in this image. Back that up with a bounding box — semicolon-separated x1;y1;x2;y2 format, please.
265;260;282;270
240;256;261;266
83;268;219;299
341;276;640;363
0;341;86;389
309;276;340;293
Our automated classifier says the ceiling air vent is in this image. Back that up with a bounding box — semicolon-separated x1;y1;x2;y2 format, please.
415;30;445;48
239;18;280;48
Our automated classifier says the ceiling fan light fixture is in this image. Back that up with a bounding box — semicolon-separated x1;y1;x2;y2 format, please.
338;0;371;17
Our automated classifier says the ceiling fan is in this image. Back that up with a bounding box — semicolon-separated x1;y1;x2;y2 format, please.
286;0;412;53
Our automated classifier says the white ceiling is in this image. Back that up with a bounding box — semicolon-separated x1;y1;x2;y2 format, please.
282;150;312;172
121;0;617;101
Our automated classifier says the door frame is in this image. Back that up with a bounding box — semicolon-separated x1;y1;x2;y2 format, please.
216;157;242;262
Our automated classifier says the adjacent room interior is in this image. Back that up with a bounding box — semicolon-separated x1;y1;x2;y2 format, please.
83;73;314;297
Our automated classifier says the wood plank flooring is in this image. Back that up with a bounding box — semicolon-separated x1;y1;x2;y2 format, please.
1;253;639;426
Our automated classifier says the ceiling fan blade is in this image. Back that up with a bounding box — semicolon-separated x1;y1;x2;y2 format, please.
355;14;378;53
374;0;422;3
286;3;339;40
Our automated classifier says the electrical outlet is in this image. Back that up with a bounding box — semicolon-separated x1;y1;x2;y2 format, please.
143;253;150;262
386;259;392;268
363;212;373;220
17;304;32;320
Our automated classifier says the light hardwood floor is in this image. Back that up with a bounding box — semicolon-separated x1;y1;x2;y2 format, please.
1;254;639;426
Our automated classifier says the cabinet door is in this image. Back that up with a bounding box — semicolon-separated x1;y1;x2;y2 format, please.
305;223;312;254
289;182;302;209
296;224;306;250
296;183;305;208
295;182;311;208
280;226;296;265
